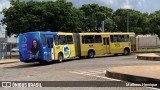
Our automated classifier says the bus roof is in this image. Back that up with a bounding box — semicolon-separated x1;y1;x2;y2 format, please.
79;32;135;35
20;31;135;35
20;31;57;35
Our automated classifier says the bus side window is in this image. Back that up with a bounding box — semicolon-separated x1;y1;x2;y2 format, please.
110;35;118;42
124;35;129;42
86;35;94;43
95;35;102;43
47;38;53;48
117;35;122;42
59;35;67;45
41;35;47;46
82;36;85;44
54;35;59;45
82;35;94;44
121;35;125;42
67;35;73;44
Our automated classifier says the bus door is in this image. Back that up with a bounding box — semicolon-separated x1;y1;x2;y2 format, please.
103;37;110;54
45;35;54;60
93;35;103;55
130;35;136;52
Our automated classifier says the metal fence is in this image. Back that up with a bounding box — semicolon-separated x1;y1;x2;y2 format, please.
137;35;160;49
0;43;7;60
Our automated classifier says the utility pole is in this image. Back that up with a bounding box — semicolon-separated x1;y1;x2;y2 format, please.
101;16;105;32
101;20;104;32
127;14;129;32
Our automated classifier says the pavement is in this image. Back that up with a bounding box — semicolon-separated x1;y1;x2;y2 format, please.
0;59;20;64
0;54;158;90
106;53;160;88
106;65;160;81
1;53;160;89
137;53;160;61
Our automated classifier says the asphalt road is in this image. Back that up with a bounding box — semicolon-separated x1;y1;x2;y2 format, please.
0;53;160;90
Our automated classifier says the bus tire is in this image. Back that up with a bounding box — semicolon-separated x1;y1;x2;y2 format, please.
88;50;95;58
123;48;130;55
79;56;85;59
39;60;48;65
58;53;63;63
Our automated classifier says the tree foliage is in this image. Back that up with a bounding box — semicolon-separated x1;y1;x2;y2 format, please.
2;0;82;35
149;10;160;38
1;0;160;38
80;4;112;32
113;9;144;33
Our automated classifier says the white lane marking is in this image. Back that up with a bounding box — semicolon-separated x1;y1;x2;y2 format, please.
70;71;121;81
70;71;160;90
148;87;160;90
73;70;106;75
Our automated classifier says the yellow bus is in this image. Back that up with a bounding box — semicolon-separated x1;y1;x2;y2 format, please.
74;32;136;58
53;32;76;62
19;32;136;63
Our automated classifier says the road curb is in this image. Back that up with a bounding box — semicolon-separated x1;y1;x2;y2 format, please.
0;60;20;64
105;70;160;82
137;55;160;61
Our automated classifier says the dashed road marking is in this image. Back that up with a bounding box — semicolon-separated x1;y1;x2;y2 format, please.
70;71;159;90
72;70;106;75
70;71;121;81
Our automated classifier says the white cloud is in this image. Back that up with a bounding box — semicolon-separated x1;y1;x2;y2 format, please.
100;0;113;4
0;0;10;12
137;0;145;7
121;0;131;9
108;0;113;4
68;0;160;13
0;0;10;21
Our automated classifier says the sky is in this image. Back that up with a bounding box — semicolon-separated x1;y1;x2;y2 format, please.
0;0;160;29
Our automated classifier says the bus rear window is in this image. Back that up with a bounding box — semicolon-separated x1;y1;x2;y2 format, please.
41;35;47;46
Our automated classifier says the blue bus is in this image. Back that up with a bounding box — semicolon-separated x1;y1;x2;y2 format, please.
19;32;58;63
19;31;79;63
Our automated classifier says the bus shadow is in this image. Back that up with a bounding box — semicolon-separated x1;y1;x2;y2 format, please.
80;54;123;60
5;63;47;69
4;59;76;69
4;54;133;69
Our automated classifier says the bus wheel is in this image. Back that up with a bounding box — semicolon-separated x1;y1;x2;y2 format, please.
79;56;85;59
39;60;48;65
58;53;63;63
88;50;95;58
123;48;130;55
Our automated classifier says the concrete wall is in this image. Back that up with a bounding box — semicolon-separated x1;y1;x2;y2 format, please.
136;35;160;49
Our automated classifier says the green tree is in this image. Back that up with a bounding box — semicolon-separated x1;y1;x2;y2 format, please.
149;10;160;38
104;18;115;32
130;27;142;35
113;9;144;33
1;0;82;35
80;4;112;32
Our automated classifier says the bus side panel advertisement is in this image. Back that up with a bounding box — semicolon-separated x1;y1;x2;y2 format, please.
19;33;41;62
